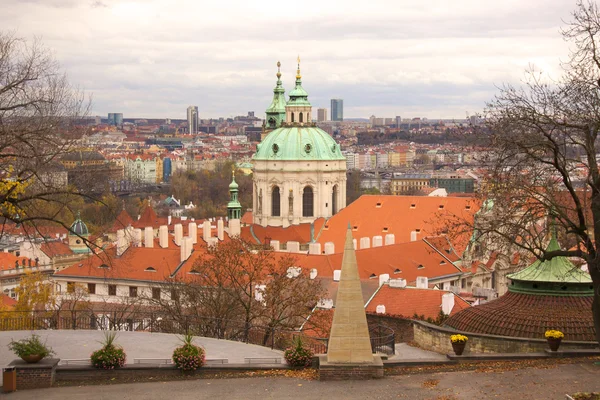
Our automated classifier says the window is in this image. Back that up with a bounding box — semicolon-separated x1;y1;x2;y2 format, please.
152;287;161;300
302;186;313;217
272;186;281;216
171;289;180;301
332;185;338;215
129;286;138;297
291;112;295;122
108;284;117;296
299;112;303;123
67;282;74;293
87;283;96;294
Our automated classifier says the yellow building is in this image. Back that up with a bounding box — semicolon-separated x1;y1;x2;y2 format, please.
390;173;432;195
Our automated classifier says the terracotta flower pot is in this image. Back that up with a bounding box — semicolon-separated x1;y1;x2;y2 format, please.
21;354;43;363
547;337;562;352
451;341;466;356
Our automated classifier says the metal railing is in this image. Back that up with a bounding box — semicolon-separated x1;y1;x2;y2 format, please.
0;310;396;356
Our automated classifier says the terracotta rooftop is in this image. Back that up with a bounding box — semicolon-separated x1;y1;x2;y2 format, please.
315;195;480;254
1;294;17;309
40;241;73;258
365;285;471;320
444;291;596;342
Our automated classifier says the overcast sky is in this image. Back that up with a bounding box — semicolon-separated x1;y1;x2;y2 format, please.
2;0;577;119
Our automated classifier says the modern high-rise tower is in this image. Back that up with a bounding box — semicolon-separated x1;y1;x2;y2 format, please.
331;99;343;121
187;106;199;134
317;108;327;122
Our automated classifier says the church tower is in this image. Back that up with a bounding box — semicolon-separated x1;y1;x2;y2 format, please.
227;167;242;220
263;61;287;139
252;58;347;227
68;212;91;254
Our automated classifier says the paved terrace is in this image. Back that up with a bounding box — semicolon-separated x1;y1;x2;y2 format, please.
4;362;600;399
0;330;284;384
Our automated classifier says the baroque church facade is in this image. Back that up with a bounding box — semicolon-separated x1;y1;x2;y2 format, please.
252;60;347;227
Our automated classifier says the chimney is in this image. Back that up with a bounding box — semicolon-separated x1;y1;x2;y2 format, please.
360;237;370;249
286;266;301;278
310;268;318;279
384;234;395;246
410;231;418;242
416;276;428;289
228;219;241;237
309;243;321;255
270;240;280;251
180;236;188;262
174;224;183;246
207;237;218;247
184;236;193;259
116;229;127;256
217;219;224;241
378;273;390;287
333;270;341;281
167;215;172;225
372;235;383;247
441;292;455;315
389;278;407;288
376;305;386;314
287;241;300;253
159;225;168;248
125;226;134;246
324;242;335;255
133;228;142;247
203;220;211;242
353;239;357;250
144;227;154;248
188;222;198;244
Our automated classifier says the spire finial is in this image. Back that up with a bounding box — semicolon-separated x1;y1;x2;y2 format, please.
231;164;235;179
276;61;281;79
296;55;301;80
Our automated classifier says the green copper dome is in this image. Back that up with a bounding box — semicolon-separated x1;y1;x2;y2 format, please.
507;236;593;296
253;126;345;161
69;214;89;237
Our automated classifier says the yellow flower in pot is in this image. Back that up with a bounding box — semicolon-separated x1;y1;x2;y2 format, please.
545;330;564;352
450;334;468;355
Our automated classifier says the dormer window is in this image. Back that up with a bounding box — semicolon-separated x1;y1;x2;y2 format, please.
99;264;109;269
376;202;382;208
394;268;401;274
383;227;389;232
145;267;156;272
440;261;446;265
369;274;377;279
417;264;424;269
410;204;416;209
439;205;445;209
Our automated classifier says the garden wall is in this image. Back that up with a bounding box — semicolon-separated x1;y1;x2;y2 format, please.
413;320;599;354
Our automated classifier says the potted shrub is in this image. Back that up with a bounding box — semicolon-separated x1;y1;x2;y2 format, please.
172;332;205;372
91;331;126;369
8;334;55;363
545;329;564;351
284;336;314;368
450;334;468;356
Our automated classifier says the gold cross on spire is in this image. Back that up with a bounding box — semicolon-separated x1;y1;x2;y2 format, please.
296;55;301;79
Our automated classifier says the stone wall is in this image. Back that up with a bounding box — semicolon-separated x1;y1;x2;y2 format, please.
318;355;384;381
413;321;599;354
366;314;414;343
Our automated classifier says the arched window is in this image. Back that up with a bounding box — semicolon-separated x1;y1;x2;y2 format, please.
302;186;313;217
272;186;281;217
332;185;338;215
299;112;303;123
291;112;295;123
268;117;276;128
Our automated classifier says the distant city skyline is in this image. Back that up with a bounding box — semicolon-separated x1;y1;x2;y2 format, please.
1;0;573;119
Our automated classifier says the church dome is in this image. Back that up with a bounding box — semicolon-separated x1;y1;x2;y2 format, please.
69;216;89;236
254;126;345;161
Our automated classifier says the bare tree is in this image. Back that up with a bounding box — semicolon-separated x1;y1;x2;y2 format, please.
0;32;91;239
464;1;600;344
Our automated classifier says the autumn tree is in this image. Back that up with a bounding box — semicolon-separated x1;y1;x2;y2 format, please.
469;1;600;344
0;32;93;239
148;237;324;342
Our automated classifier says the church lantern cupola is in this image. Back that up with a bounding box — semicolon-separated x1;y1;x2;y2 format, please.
265;61;287;132
227;167;242;220
68;212;91;254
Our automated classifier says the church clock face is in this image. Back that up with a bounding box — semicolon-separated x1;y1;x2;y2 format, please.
304;143;312;154
272;143;279;154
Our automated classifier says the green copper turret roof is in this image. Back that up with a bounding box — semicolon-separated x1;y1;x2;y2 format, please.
507;236;593;296
266;61;287;114
286;56;311;107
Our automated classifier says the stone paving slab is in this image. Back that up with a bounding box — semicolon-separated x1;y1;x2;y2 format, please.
0;330;283;385
3;361;600;399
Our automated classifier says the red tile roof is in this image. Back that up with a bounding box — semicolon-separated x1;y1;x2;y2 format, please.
316;195;480;254
445;291;596;341
55;246;182;283
1;294;17;309
365;286;471;319
40;241;73;258
0;252;35;270
241;219;325;245
110;209;135;232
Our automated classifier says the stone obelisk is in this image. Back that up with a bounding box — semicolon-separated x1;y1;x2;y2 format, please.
319;224;383;380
